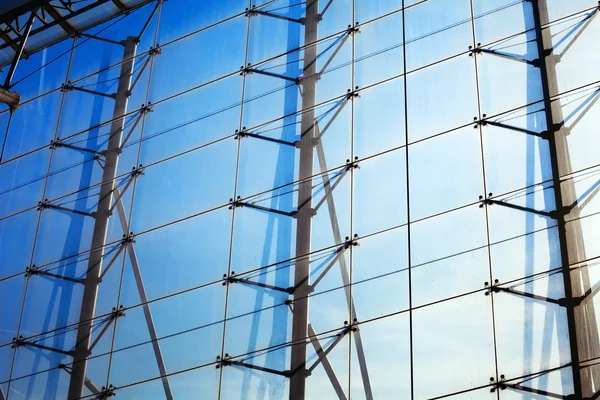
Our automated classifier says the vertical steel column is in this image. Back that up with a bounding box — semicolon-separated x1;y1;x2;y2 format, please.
290;1;318;399
67;36;137;400
533;1;600;396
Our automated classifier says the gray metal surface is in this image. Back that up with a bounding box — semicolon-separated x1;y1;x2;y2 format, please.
67;35;137;400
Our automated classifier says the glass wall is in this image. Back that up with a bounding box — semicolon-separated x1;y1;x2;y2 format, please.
0;0;599;399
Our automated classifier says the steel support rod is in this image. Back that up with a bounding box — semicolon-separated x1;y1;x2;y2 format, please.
3;10;35;89
67;36;138;400
534;1;600;396
289;1;318;398
113;188;173;400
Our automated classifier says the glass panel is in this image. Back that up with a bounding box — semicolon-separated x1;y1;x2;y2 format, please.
482;104;551;197
110;282;225;386
550;12;600;96
487;183;557;244
9;38;71;102
0;276;25;346
558;84;600;175
494;273;571;380
477;33;543;117
353;78;405;160
545;0;598;24
412;292;496;399
354;11;404;88
2;92;62;161
139;75;242;167
157;0;247;44
352;227;409;321
0;345;14;385
411;205;489;307
405;0;473;72
474;0;534;46
0;210;38;280
130;138;237;233
409;126;484;220
353;149;407;236
500;366;575;399
350;314;411;399
305;328;350;399
248;1;304;64
150;16;247;102
354;0;402;23
119;208;231;303
406;55;478;143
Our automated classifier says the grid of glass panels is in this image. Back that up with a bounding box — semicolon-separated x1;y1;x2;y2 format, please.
0;0;599;398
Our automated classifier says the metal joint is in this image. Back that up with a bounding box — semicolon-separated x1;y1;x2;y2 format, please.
489;375;507;393
61;82;74;92
110;306;126;319
140;102;154;114
37;199;51;210
244;6;258;17
96;385;116;399
148;44;161;57
347;22;360;35
344;234;360;250
558;296;585;308
468;43;483;57
121;232;136;245
131;164;145;177
484;279;501;296
345;156;360;171
473;114;488;128
346;86;360;100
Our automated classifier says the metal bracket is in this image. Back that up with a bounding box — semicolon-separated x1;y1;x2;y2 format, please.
11;335;74;356
25;264;85;284
240;64;300;84
244;5;304;24
235;127;299;147
218;321;357;377
479;193;558;219
37;198;97;218
61;81;117;99
229;196;298;217
50;138;105;156
223;271;295;294
485;279;585;308
478;48;540;67
477;116;549;139
502;378;574;399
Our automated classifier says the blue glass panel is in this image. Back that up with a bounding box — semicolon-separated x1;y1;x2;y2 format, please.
412;292;496;399
409;126;484;220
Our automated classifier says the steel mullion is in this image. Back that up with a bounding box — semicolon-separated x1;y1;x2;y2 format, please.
67;36;138;400
533;1;600;396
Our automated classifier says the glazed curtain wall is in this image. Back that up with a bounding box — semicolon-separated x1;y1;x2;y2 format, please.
0;0;599;399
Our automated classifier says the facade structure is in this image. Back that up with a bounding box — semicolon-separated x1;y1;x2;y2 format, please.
0;0;599;399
